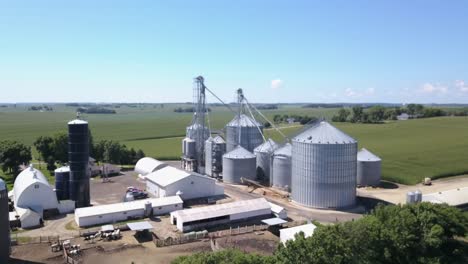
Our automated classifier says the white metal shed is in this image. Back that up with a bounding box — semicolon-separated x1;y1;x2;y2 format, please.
74;196;183;227
145;166;224;200
170;198;272;232
280;223;317;244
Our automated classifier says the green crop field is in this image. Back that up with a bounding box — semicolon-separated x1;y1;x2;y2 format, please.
1;104;468;185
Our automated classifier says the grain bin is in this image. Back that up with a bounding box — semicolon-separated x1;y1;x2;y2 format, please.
357;148;381;187
0;178;10;263
222;146;256;184
271;143;292;190
205;136;226;177
254;139;278;184
291;121;357;209
184;138;196;159
225;114;263;152
68;119;90;208
54;166;70;200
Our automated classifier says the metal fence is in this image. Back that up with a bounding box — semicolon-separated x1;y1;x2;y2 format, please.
153;224;269;247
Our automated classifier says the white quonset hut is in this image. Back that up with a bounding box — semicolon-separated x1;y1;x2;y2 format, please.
357;148;381;186
75;196;183;227
13;165;59;215
135;157;168;176
280;223;317;244
145;166;224;200
170;198;272;232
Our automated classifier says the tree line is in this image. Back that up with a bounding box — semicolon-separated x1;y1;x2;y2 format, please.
34;131;146;173
331;104;464;123
173;203;468;264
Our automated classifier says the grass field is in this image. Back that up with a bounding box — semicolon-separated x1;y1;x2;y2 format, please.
1;104;468;185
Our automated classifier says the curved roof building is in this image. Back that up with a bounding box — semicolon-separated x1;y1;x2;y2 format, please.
135;157;168;176
291;121;357;209
13;165;59;212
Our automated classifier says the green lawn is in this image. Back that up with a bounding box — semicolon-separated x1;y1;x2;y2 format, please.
1;104;468;185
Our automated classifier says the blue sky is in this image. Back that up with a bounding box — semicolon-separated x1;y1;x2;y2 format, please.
1;0;467;103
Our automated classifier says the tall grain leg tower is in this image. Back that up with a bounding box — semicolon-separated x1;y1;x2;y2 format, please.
182;76;209;173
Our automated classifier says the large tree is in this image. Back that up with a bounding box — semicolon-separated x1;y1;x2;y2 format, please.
0;141;32;175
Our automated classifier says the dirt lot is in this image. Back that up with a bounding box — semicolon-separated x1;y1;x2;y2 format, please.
10;227;278;264
90;171;146;205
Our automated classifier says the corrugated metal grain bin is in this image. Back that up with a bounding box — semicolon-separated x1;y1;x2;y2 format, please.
254;139;278;184
205;136;226;177
222;146;256;184
271;143;292;190
225;114;263;152
291;121;357;209
357;148;381;187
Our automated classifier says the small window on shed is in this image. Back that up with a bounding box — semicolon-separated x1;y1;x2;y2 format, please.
191;181;194;184
34;184;39;189
175;204;178;207
158;207;162;210
123;212;127;215
99;216;103;218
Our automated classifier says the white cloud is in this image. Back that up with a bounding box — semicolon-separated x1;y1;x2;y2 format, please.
271;79;283;90
345;88;357;97
421;83;448;93
344;87;375;97
455;80;468;92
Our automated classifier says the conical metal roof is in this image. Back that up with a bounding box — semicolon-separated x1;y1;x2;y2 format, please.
224;146;256;159
254;139;278;153
274;143;292;157
357;148;381;162
293;121;356;144
226;114;263;128
213;135;226;144
68;119;88;125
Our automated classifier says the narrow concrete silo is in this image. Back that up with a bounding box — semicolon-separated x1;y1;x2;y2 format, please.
222;146;256;184
357;148;381;187
291;121;357;209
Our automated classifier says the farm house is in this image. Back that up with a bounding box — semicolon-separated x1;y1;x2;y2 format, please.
134;157;168;176
145;166;224;200
170;198;272;232
74;196;183;227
